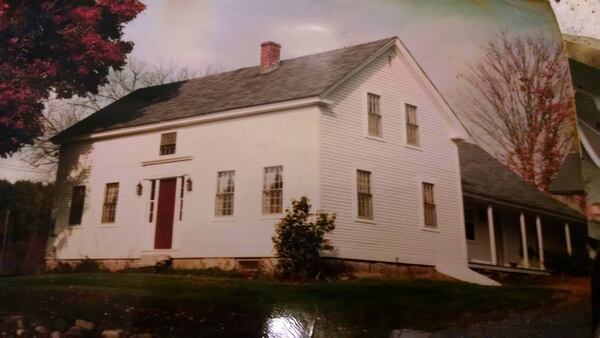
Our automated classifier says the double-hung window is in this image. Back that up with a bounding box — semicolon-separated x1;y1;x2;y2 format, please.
215;171;235;216
406;104;419;146
422;182;437;227
357;170;373;219
367;93;382;137
102;183;119;223
160;132;177;155
68;186;85;225
262;166;283;214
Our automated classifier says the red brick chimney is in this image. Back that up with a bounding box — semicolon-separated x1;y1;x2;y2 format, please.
260;41;281;73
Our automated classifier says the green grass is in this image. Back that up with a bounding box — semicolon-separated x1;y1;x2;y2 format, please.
0;273;555;337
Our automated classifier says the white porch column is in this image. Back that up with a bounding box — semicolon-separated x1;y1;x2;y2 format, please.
519;212;529;268
487;205;497;265
565;223;573;256
535;216;544;270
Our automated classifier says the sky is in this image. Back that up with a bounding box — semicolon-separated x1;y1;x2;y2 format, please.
0;0;596;182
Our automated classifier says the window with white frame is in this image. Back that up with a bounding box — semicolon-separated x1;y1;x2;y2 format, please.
422;182;437;227
101;182;119;223
357;170;373;219
406;104;419;146
367;93;382;137
262;166;283;214
215;171;235;216
159;132;177;155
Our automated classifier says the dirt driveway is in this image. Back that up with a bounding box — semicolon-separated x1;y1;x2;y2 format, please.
433;277;592;338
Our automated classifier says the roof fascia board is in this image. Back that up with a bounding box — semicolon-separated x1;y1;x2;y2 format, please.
320;37;470;141
320;38;397;98
463;191;584;223
578;121;600;167
57;96;326;144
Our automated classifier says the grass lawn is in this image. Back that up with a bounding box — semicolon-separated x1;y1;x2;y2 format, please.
0;272;557;337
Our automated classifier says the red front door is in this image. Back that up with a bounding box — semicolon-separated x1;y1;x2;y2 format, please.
154;178;176;249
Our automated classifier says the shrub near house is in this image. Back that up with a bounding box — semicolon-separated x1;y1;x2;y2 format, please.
272;196;335;280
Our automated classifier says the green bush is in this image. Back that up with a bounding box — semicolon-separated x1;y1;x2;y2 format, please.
272;196;336;280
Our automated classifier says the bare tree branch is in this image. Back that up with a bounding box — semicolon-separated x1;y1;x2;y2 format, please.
21;58;218;173
464;33;575;191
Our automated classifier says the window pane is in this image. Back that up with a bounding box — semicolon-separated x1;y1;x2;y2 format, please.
357;170;370;193
406;104;419;146
69;186;85;225
368;93;380;115
216;171;235;216
263;166;283;214
148;180;156;223
357;170;373;219
406;104;417;123
160;132;177;155
179;177;185;221
102;183;119;223
423;183;436;227
368;93;382;136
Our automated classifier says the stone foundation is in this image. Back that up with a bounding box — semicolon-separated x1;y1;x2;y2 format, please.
46;258;138;272
45;257;451;280
341;259;454;280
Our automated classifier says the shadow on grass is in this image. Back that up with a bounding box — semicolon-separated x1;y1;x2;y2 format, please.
0;273;554;337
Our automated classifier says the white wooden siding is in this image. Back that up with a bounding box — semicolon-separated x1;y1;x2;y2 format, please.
50;43;470;269
465;209;493;263
320;46;469;266
50;107;320;259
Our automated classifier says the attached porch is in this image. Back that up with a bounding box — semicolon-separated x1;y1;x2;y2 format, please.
464;196;587;274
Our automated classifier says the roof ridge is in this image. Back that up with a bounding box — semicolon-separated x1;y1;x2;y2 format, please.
177;36;397;84
53;36;397;142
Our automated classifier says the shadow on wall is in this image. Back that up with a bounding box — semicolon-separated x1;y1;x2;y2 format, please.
47;141;93;260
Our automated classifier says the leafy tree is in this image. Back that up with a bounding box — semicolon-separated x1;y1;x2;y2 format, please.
0;0;145;157
0;179;53;274
465;33;575;190
272;196;336;279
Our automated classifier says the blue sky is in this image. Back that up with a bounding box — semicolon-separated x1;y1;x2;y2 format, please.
0;0;594;182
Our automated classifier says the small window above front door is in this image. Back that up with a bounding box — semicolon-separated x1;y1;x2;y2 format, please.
160;132;177;156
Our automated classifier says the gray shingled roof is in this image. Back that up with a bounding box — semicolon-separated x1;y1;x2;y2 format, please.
456;141;584;220
53;37;396;142
570;58;600;96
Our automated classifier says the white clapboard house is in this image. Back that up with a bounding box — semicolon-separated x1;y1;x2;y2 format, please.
48;37;585;285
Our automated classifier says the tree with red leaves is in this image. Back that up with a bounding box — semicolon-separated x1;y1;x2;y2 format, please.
0;0;145;157
466;33;576;190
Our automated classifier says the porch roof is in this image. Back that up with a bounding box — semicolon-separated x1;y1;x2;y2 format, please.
456;141;585;221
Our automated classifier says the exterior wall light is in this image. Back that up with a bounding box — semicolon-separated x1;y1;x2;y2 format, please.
136;182;143;196
186;178;193;192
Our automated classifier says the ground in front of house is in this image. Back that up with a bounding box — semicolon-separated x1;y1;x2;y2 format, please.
0;272;590;337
